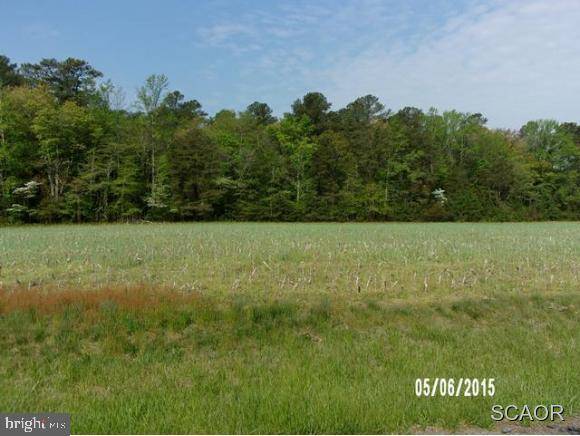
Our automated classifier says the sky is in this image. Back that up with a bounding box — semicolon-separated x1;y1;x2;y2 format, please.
2;0;579;128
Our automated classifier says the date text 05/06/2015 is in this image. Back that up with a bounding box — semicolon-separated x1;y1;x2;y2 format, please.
415;378;495;397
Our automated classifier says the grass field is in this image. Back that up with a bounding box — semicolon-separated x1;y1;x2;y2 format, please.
0;222;579;433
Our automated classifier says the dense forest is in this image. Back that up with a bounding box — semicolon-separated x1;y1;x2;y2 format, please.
0;55;578;223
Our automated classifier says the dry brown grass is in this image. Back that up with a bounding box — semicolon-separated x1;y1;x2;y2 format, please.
0;284;200;315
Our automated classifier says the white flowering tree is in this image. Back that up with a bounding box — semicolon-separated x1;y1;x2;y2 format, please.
432;188;447;205
7;180;41;221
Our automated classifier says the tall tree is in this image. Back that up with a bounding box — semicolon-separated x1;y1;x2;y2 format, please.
167;120;223;219
291;92;331;132
273;115;316;213
136;74;170;212
136;74;169;114
162;90;206;120
521;120;579;218
0;55;23;87
20;58;102;104
32;100;97;220
245;101;276;125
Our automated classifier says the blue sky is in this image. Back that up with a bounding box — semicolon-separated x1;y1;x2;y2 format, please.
2;0;579;128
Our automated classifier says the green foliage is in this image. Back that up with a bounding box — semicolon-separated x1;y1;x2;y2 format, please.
0;55;579;223
19;57;102;105
245;101;276;125
0;55;23;87
136;74;169;114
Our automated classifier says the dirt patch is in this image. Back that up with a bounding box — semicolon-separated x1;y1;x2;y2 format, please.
414;416;580;434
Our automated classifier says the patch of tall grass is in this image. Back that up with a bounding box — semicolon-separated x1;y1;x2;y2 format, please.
1;287;578;433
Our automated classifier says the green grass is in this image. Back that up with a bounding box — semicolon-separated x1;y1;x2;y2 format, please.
0;222;579;433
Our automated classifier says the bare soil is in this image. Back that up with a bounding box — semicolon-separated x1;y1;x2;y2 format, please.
413;416;580;434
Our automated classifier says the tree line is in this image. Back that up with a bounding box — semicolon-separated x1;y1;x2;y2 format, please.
0;55;578;223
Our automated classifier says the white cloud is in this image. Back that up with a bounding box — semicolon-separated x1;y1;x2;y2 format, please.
324;0;580;128
195;0;422;97
198;23;256;45
194;0;579;126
